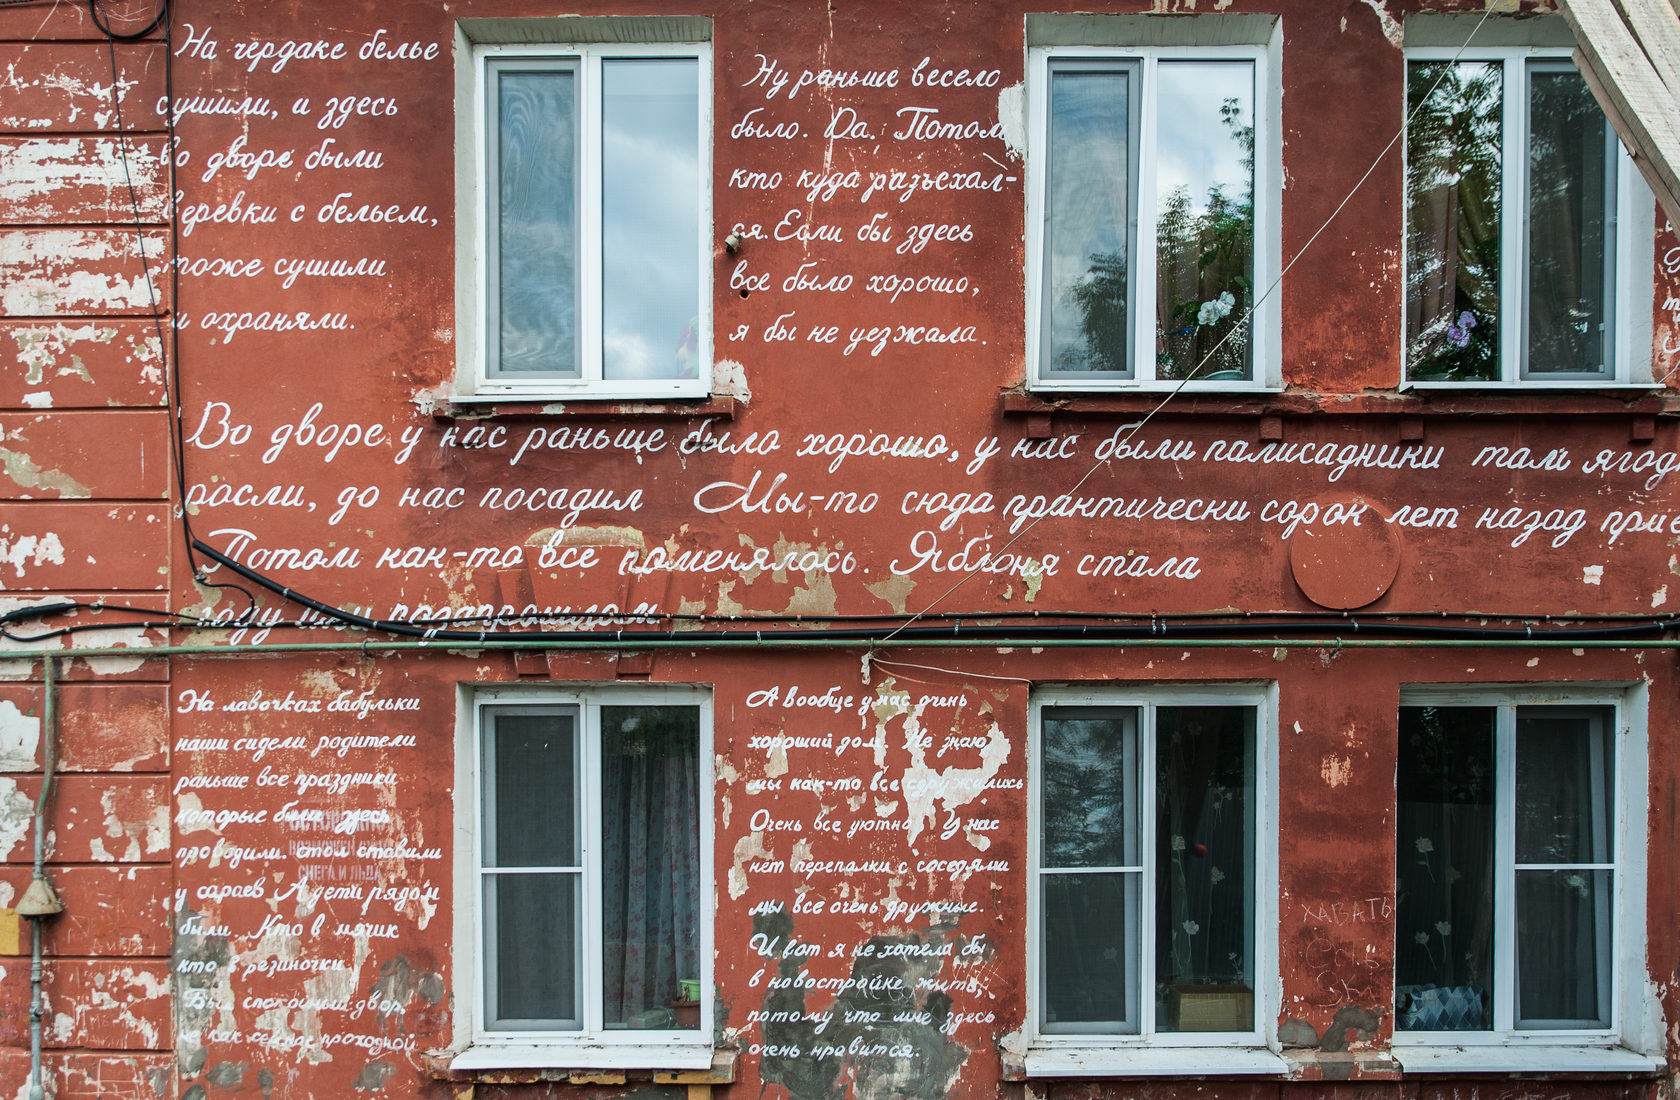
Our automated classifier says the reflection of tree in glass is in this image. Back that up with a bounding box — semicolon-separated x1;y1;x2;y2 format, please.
1065;98;1255;379
1405;62;1501;381
1154;97;1255;381
1042;713;1133;868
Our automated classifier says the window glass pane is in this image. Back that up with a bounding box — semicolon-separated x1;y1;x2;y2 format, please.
601;705;701;1029
1155;706;1255;1032
1396;706;1495;1031
1517;868;1612;1027
1525;65;1612;377
1042;706;1139;868
1406;61;1501;381
602;58;701;382
1042;62;1135;376
495;65;579;377
1154;62;1255;382
487;872;579;1025
486;711;577;868
1516;708;1613;864
1042;871;1140;1032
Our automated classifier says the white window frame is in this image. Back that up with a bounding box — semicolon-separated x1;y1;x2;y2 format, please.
1025;19;1282;393
1401;40;1656;390
455;24;713;402
1024;684;1284;1076
450;683;715;1071
1392;684;1659;1074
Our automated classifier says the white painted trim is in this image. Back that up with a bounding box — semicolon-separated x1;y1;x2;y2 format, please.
1393;683;1658;1061
1401;44;1655;386
456;31;713;401
1392;1045;1663;1074
449;683;715;1069
1025;684;1278;1068
1025;23;1282;392
1024;1045;1289;1077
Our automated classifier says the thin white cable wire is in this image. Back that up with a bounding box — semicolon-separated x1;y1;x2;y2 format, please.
870;7;1498;658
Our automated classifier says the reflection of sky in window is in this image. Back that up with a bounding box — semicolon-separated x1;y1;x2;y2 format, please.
496;66;578;377
602;59;699;381
1154;61;1252;219
1044;64;1133;373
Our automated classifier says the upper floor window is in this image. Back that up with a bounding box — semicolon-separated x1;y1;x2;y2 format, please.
1026;685;1282;1075
455;684;714;1070
1026;15;1280;392
1394;686;1658;1073
459;19;712;400
1403;19;1654;387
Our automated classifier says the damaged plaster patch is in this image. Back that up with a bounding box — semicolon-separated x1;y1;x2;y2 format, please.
730;833;775;899
996;83;1025;157
1357;0;1403;45
1653;584;1667;608
896;707;1010;848
0;526;67;578
1582;564;1603;586
0;699;41;771
864;573;915;615
712;358;751;401
1320;754;1352;788
0;779;35;859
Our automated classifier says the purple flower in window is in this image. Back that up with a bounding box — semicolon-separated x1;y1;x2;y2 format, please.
1446;310;1477;348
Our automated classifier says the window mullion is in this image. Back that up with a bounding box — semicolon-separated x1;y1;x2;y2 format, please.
1135;58;1160;384
474;702;491;1035
579;51;606;385
1494;705;1517;1032
582;699;603;1033
1140;703;1157;1038
1500;55;1525;382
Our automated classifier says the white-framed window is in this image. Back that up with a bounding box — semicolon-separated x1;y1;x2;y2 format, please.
452;684;714;1070
1026;685;1283;1076
1025;15;1281;392
456;18;712;401
1393;684;1658;1073
1403;18;1655;388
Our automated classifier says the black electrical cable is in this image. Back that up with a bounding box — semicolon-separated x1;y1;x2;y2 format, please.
181;536;1680;646
88;0;165;40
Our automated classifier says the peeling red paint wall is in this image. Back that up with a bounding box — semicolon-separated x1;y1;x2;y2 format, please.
3;0;1680;1098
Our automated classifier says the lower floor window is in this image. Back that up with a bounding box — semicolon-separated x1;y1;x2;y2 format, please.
1033;691;1262;1042
1396;696;1617;1035
476;688;708;1038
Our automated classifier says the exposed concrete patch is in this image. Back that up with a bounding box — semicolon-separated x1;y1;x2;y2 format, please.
204;1060;247;1088
1319;1005;1380;1052
353;1060;396;1090
753;908;968;1100
864;573;915;615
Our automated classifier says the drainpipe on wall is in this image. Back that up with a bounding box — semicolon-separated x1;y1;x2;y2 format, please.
18;657;64;1100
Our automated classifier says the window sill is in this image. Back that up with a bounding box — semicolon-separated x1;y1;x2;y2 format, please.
1391;1044;1663;1075
438;1043;729;1077
434;396;738;421
1019;1045;1289;1078
1403;381;1663;393
1001;390;1678;419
